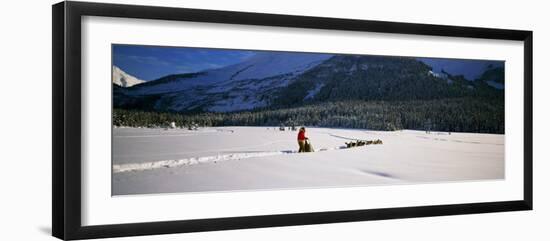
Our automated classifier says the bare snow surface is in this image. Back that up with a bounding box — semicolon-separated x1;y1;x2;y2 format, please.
112;127;504;195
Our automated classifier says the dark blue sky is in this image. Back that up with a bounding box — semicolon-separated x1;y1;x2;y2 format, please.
113;45;254;81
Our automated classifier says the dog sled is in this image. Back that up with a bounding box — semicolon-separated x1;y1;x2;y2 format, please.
304;139;314;152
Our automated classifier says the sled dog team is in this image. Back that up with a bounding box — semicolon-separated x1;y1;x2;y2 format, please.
345;139;383;148
298;127;383;153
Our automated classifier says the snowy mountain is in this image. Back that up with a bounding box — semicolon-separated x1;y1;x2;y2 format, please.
117;52;331;112
129;52;331;94
112;66;145;87
270;55;504;109
114;53;504;113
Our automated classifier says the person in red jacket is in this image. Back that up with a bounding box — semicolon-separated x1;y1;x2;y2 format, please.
297;127;307;152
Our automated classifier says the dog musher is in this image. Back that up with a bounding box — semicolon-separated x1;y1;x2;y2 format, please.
297;127;307;152
297;127;314;152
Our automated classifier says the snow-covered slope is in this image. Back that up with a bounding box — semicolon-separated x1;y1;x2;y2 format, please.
130;52;332;95
118;52;332;112
112;66;145;87
221;51;332;81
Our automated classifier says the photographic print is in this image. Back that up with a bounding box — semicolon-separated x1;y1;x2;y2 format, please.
111;44;505;196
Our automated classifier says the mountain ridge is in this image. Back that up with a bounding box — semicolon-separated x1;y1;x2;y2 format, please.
114;53;504;114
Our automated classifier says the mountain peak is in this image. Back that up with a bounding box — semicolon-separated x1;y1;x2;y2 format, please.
213;51;333;82
112;66;145;87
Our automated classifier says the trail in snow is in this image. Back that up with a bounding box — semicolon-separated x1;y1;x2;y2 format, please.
415;135;504;145
113;151;290;173
112;129;384;173
113;128;229;138
113;143;348;173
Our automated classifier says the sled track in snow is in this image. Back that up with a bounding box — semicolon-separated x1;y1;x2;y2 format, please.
113;145;347;173
113;151;290;173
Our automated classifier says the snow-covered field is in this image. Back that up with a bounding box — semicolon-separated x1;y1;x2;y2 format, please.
112;127;504;195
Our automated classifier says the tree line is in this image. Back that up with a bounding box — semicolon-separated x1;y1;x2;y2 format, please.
113;97;504;134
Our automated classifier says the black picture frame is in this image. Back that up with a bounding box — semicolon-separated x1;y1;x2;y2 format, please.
52;1;533;240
